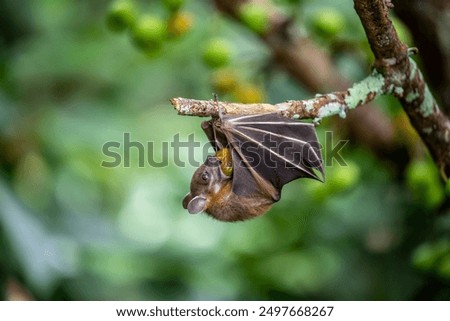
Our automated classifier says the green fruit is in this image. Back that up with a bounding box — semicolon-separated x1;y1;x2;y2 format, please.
132;15;167;52
406;160;445;209
239;3;269;35
233;83;265;103
211;68;238;93
163;0;185;11
406;161;432;187
311;8;345;38
106;0;137;32
167;11;193;38
202;39;232;69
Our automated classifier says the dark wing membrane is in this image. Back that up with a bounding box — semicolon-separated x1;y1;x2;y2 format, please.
203;118;279;199
232;147;280;201
221;113;324;198
227;137;280;200
201;119;228;151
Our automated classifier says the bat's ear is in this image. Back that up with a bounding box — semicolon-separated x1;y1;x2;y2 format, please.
186;196;207;214
182;193;192;209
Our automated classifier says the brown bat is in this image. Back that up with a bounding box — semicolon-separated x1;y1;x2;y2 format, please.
183;113;324;222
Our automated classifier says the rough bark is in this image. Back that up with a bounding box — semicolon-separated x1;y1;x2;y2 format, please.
354;0;450;177
394;0;450;115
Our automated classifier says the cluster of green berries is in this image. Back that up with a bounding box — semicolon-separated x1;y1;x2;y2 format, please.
198;4;270;103
209;67;266;103
209;66;266;104
201;38;265;103
106;1;267;103
106;0;193;56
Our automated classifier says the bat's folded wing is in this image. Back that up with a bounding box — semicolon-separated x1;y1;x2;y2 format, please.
222;113;324;200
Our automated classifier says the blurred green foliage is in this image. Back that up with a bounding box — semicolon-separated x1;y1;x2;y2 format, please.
0;0;448;300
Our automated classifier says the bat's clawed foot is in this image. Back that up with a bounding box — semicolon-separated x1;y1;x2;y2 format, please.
205;155;219;166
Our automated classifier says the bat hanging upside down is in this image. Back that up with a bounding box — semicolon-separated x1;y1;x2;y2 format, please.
183;113;324;222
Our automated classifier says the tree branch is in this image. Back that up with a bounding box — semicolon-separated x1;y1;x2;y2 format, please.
393;0;450;115
172;70;388;121
171;0;450;177
354;0;450;177
212;0;399;156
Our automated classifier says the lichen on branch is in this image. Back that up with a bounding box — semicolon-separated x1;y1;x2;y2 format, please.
354;0;450;178
171;70;389;123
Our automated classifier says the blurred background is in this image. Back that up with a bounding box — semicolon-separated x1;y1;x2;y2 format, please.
0;0;449;300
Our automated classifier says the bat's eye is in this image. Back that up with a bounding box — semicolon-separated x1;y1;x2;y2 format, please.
201;172;209;182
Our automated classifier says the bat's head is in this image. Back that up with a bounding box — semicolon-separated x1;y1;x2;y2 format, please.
182;155;231;214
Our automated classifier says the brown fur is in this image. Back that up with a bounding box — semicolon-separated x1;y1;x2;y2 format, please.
183;156;275;222
205;181;273;222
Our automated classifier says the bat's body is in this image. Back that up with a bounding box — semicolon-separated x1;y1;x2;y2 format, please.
183;154;274;221
183;113;324;222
